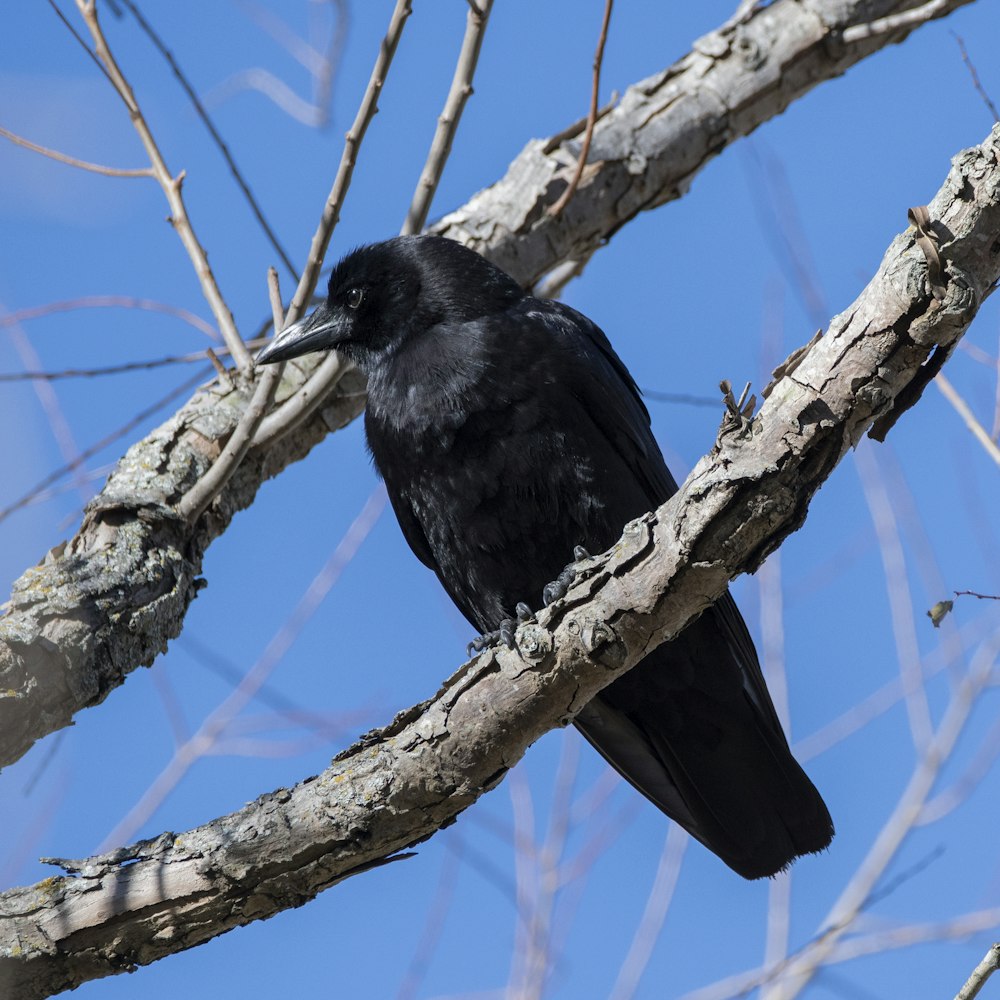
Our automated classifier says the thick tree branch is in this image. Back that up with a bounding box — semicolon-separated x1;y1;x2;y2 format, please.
427;0;975;281
0;0;976;772
1;120;999;1000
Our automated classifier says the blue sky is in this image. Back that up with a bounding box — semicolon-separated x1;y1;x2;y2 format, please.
2;2;1000;998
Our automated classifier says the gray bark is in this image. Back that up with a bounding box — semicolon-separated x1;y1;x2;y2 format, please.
1;118;998;1000
0;0;974;773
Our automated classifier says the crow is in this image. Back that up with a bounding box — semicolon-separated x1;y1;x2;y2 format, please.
256;234;834;878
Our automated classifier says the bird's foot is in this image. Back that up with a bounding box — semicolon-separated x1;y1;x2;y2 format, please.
466;602;536;656
542;546;592;606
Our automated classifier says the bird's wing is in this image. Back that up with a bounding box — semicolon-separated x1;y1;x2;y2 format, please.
525;299;680;502
527;299;831;877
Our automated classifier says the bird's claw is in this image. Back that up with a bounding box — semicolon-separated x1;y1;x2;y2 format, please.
542;546;592;606
466;603;537;656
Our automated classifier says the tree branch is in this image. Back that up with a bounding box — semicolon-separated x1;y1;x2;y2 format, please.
955;943;1000;1000
1;119;999;1000
400;0;494;236
0;0;976;772
73;0;251;369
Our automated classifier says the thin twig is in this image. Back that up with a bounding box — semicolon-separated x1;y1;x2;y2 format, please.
548;0;614;217
955;942;1000;1000
609;823;688;1000
935;373;1000;467
507;769;539;997
396;846;462;1000
952;33;1000;123
252;0;412;449
208;0;349;128
117;0;298;279
767;637;1000;999
46;0;121;93
3;312;91;507
843;0;951;43
266;267;284;336
251;350;346;449
0;124;152;177
0;340;269;382
855;443;933;753
0;368;211;525
400;0;494;235
73;0;251;368
793;610;995;763
176;371;281;522
176;270;288;523
827;910;1000;963
310;0;350;121
760;872;792;1000
918;711;1000;824
285;0;411;325
0;295;220;340
541;92;618;155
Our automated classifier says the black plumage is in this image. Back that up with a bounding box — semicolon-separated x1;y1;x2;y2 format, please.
256;235;834;878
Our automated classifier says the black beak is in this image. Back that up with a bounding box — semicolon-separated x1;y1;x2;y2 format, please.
255;303;339;365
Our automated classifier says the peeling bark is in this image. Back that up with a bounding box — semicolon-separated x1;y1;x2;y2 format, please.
0;0;975;772
1;120;998;1000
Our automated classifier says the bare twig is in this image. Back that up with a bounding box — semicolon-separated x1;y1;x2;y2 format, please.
0;295;220;339
177;632;365;735
251;0;412;448
935;373;1000;467
208;0;349;128
310;0;350;120
285;0;411;325
955;942;1000;1000
548;0;614;217
251;350;347;449
72;0;250;368
685;910;1000;1000
955;590;1000;601
760;871;793;1000
855;443;933;753
843;0;952;43
172;0;409;517
540;93;618;155
0;123;152;177
46;0;121;91
508;769;539;996
176;319;282;524
117;0;298;279
766;637;1000;999
267;266;284;335
827;910;1000;962
396;845;462;1000
918;712;1000;823
401;0;494;236
952;33;1000;123
609;823;689;1000
3;310;91;506
0;340;269;381
794;609;996;763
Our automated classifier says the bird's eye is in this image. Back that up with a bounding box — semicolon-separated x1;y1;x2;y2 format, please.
346;288;364;310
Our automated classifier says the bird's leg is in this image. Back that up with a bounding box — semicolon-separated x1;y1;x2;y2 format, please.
542;545;592;606
466;602;536;656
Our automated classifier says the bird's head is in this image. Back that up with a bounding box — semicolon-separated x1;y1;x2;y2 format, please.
255;235;523;373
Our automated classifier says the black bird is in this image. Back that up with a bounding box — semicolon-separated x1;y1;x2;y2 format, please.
256;235;833;878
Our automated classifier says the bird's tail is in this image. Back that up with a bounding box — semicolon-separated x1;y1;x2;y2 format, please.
572;603;833;880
